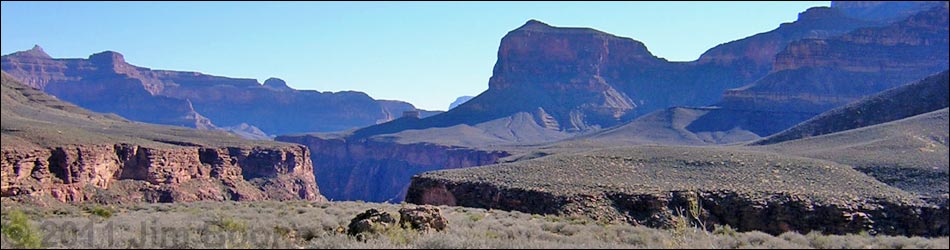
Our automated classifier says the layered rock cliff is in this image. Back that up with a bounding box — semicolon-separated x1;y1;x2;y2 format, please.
407;146;948;236
1;144;321;204
1;71;324;204
274;4;948;204
276;134;509;202
692;3;949;136
832;1;945;23
757;70;949;145
343;5;903;140
0;48;429;135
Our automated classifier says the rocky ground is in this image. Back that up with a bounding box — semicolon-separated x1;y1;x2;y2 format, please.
408;145;948;236
2;200;948;249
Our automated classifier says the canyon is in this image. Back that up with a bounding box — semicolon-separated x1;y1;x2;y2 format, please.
2;0;947;239
277;1;948;204
1;72;324;204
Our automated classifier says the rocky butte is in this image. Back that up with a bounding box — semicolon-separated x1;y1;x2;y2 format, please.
404;2;949;236
278;1;944;203
0;72;325;204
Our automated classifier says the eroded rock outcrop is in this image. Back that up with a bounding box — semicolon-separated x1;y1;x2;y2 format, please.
0;144;323;204
697;3;949;136
398;205;448;232
347;209;397;238
409;179;947;236
1;71;324;205
276;134;510;203
407;146;949;236
338;5;906;141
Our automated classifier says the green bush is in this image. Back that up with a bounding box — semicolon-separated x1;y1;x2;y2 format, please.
713;224;738;237
467;213;484;222
208;215;248;233
84;205;114;219
1;210;43;249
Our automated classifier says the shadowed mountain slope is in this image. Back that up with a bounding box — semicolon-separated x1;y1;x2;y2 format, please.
757;70;949;145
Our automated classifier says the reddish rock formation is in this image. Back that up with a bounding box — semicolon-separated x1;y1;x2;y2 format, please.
1;144;322;204
279;4;939;204
346;6;895;139
1;72;324;204
693;3;949;136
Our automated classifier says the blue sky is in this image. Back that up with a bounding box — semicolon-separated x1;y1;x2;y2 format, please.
1;1;828;111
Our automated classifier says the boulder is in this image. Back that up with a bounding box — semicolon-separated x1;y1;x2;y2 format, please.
398;205;448;232
347;209;397;238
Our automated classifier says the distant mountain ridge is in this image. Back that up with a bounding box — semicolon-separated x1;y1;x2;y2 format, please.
448;96;474;110
348;5;905;140
278;1;947;203
757;70;949;145
685;2;948;137
0;48;436;136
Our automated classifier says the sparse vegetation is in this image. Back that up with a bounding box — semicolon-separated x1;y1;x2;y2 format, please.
1;210;43;249
1;200;946;249
84;205;115;219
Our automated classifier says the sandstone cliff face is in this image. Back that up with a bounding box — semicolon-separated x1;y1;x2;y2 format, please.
407;178;948;236
757;70;949;145
348;7;901;140
276;134;509;203
696;4;949;137
0;48;427;135
832;1;945;23
1;72;325;205
406;145;949;236
0;144;323;204
696;6;881;77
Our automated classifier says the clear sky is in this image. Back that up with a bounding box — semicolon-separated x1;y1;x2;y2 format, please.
1;1;828;111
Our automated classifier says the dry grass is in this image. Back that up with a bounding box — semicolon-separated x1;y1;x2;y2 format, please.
2;200;947;249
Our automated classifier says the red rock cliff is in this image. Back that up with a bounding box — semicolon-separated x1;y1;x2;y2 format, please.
1;144;324;204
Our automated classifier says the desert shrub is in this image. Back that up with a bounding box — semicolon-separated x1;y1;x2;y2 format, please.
84;205;115;219
415;232;469;249
4;200;950;249
1;210;43;249
713;224;738;237
737;231;801;248
778;231;810;247
382;224;420;246
207;215;248;233
467;213;484;222
806;231;845;249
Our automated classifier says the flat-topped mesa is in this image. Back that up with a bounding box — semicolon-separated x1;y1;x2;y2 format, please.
831;1;946;23
490;20;657;91
460;19;660;130
89;50;127;65
87;50;143;77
